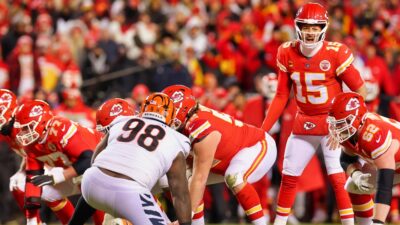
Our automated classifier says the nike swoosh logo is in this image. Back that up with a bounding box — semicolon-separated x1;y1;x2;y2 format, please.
376;135;381;143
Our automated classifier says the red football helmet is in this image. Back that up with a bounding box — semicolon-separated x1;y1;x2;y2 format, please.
14;100;53;146
140;93;176;126
0;89;18;130
162;85;198;130
327;92;367;143
295;2;329;48
96;98;134;132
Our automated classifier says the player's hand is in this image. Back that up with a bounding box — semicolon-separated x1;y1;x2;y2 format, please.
31;175;55;187
351;170;373;193
326;135;341;151
9;171;25;191
26;217;39;225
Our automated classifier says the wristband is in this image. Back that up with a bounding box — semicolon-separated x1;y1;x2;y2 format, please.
49;168;66;184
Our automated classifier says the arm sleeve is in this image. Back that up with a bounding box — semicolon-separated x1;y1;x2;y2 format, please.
72;150;93;175
340;151;359;172
335;44;365;91
339;65;365;91
261;69;291;131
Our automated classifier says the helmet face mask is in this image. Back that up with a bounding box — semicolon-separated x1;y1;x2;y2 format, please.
0;105;9;129
328;92;367;144
327;114;357;143
14;119;41;146
14;100;53;146
0;89;18;130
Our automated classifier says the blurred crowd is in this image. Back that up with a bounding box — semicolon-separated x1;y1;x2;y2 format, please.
1;0;400;224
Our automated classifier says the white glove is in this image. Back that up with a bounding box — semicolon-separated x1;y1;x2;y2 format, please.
26;218;39;225
46;167;66;185
9;171;25;191
351;170;374;193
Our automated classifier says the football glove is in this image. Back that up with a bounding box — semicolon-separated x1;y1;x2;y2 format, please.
351;170;373;193
9;171;25;191
31;175;54;187
31;167;65;187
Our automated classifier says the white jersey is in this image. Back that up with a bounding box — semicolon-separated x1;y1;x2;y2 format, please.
93;115;191;190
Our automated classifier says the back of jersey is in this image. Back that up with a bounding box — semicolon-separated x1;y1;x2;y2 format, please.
93;116;191;190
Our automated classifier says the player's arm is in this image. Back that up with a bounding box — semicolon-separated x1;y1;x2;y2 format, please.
189;131;221;211
371;138;399;224
261;69;291;132
340;148;361;176
91;133;109;164
25;153;44;218
166;152;192;225
336;43;367;99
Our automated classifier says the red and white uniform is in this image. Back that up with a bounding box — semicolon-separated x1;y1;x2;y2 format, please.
343;113;400;195
24;116;102;201
184;105;276;179
343;113;400;165
265;40;364;222
275;41;364;135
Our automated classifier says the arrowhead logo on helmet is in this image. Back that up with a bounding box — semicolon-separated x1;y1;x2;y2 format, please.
171;91;184;103
29;106;44;117
345;98;360;111
0;93;12;103
109;103;123;117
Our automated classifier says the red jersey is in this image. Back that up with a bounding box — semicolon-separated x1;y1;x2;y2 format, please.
25;116;102;171
184;105;265;174
342;113;400;170
277;41;363;115
271;41;364;135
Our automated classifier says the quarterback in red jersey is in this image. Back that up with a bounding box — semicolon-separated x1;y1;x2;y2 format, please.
163;85;277;225
13;100;104;225
261;3;367;225
328;92;400;225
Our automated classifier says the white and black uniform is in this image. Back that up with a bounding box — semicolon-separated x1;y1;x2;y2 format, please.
81;115;190;225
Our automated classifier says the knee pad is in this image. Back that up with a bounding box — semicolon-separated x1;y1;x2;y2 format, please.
225;172;244;189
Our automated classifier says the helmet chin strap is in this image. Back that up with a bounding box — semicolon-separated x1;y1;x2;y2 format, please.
300;41;323;57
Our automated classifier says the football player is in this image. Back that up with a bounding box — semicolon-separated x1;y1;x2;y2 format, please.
163;84;277;225
68;98;135;225
0;89;77;225
261;3;368;225
0;89;43;224
327;92;400;225
13;100;104;225
83;93;192;225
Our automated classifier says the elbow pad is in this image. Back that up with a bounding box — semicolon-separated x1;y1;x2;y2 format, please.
340;152;359;172
72;150;93;175
375;169;395;206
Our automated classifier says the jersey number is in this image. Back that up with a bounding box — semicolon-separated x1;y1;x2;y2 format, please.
291;72;328;105
362;124;379;142
117;118;166;151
